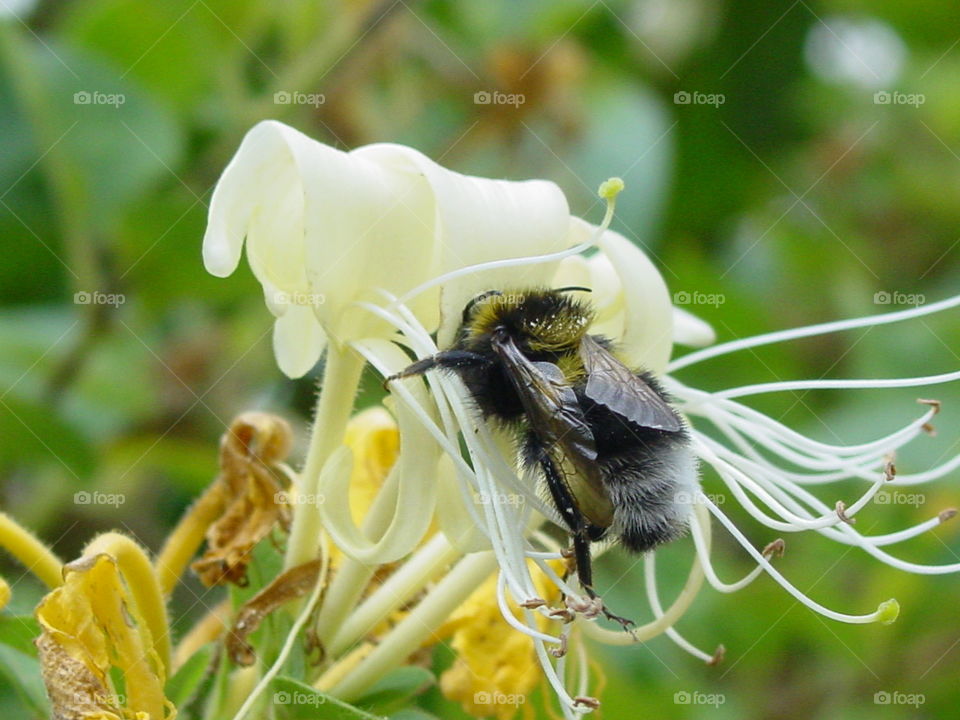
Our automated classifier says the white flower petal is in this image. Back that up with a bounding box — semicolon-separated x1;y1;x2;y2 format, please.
272;304;327;379
673;306;717;347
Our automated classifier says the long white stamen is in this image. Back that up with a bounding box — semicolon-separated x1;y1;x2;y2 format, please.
689;503;777;593
495;573;562;644
669;294;960;372
701;494;899;624
710;371;960;399
703;430;954;548
695;435;887;531
644;551;718;663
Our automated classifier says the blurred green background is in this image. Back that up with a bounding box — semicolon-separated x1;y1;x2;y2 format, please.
1;0;958;718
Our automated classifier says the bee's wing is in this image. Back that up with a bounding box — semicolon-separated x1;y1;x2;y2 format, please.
491;333;615;528
490;333;597;461
579;334;684;432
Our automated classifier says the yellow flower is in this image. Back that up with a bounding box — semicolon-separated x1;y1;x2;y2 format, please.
439;561;565;719
342;407;400;527
35;546;173;719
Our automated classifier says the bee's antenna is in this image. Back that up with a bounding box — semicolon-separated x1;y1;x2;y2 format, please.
555;286;592;294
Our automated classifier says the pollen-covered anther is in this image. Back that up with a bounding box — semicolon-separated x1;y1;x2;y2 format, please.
520;597;546;609
762;538;786;559
566;595;604;620
574;695;601;710
917;398;942;414
836;501;856;525
939;508;958;522
707;644;726;666
549;607;576;623
549;633;568;658
881;456;897;481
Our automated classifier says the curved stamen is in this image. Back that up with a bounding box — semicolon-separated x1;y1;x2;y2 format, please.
669;294;960;372
645;550;722;664
701;494;899;624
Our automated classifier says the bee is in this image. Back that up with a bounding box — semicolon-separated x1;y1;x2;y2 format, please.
387;287;698;625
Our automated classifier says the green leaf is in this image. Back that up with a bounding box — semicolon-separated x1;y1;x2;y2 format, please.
166;643;214;709
354;666;435;715
389;711;441;720
272;676;385;720
0;644;50;716
0;615;40;657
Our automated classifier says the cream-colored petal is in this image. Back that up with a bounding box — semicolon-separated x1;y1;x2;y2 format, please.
204;121;440;347
673;306;717;347
203;120;305;287
319;339;440;563
272;304;327;379
567;217;673;373
355;144;571;346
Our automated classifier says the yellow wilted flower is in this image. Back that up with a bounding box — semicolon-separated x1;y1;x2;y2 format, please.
439;560;566;719
342;406;400;525
35;549;173;719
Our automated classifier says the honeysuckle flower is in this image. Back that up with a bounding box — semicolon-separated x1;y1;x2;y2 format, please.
203;119;571;379
203;124;960;718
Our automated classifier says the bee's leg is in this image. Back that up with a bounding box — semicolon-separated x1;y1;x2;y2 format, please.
383;351;489;388
535;446;634;629
570;531;634;629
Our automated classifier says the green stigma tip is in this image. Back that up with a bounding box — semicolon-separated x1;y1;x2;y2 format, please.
876;598;900;625
598;177;624;200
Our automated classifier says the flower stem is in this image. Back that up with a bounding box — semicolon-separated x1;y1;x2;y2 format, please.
84;532;172;674
0;511;63;589
172;599;231;672
155;481;227;596
321;551;497;701
284;345;364;569
328;533;461;656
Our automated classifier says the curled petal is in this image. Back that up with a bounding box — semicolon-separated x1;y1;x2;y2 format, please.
319;340;440;563
673;306;716;348
565;218;673;373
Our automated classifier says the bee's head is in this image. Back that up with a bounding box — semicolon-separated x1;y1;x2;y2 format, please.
460;287;594;353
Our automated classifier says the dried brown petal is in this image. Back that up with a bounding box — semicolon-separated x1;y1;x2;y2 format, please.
192;413;293;586
226;559;323;666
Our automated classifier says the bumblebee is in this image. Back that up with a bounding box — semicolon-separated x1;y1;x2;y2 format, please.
388;287;697;623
